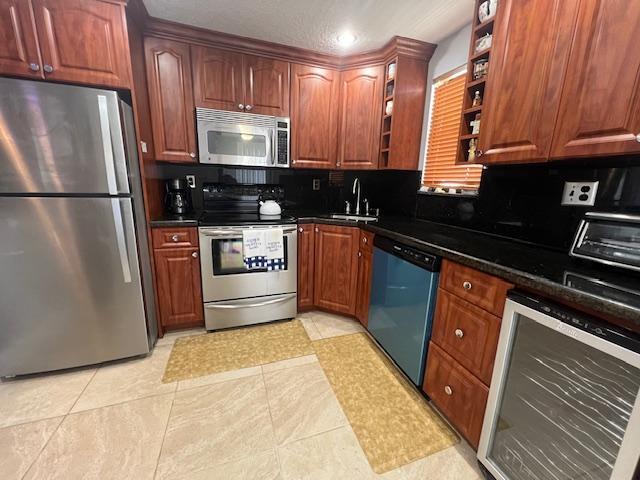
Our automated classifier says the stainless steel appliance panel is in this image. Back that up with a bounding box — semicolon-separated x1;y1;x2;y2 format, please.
199;226;297;303
0;196;150;376
204;293;297;330
0;78;129;194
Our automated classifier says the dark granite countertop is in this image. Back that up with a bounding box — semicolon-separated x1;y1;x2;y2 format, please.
298;214;640;327
149;213;200;228
149;210;639;327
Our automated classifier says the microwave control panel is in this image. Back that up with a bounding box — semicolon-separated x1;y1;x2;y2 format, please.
276;119;290;167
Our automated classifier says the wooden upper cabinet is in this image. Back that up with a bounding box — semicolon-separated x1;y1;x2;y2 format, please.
191;46;243;111
0;0;42;79
337;66;384;169
313;225;359;315
144;36;197;163
550;1;640;159
290;64;340;169
478;0;579;164
30;0;131;88
244;55;290;116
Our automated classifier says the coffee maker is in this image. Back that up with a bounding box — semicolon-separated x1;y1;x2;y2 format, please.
164;178;192;214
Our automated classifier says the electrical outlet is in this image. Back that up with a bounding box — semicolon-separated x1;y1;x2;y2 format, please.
313;179;320;191
186;175;196;189
561;181;598;206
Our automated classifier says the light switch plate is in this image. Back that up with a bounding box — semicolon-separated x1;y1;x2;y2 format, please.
561;181;598;206
186;175;196;189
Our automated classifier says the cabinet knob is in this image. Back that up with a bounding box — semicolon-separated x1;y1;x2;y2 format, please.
444;385;453;396
171;235;179;242
43;64;54;73
238;103;244;110
455;328;464;339
363;237;368;244
358;251;362;258
245;104;252;111
314;227;319;233
192;251;199;259
636;134;640;143
29;63;40;72
463;281;472;290
190;152;196;158
298;227;303;233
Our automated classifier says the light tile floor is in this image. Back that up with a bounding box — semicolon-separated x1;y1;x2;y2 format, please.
0;311;482;480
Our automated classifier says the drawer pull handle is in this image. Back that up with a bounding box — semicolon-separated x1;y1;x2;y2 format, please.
171;234;179;242
463;281;472;290
444;385;453;396
192;251;199;259
455;328;464;339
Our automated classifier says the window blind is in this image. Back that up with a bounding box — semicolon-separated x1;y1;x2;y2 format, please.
422;72;483;190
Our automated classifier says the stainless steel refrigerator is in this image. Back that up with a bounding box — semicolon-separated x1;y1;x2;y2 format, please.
0;77;157;377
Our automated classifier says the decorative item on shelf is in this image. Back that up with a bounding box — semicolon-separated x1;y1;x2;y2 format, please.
468;138;477;162
386;83;394;97
475;33;493;53
472;91;483;107
473;59;489;80
479;0;498;23
470;113;481;135
387;63;396;80
385;100;394;115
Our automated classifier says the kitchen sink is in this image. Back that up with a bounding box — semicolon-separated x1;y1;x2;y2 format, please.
327;213;379;222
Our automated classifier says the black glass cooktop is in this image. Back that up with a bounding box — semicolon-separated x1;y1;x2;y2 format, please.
198;212;297;226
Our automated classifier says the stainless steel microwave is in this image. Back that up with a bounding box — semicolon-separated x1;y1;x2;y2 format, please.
196;107;290;168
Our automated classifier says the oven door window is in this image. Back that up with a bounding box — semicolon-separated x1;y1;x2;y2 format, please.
486;314;640;480
211;236;288;275
207;131;267;158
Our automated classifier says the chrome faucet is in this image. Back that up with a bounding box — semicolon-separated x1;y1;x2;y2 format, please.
352;177;361;215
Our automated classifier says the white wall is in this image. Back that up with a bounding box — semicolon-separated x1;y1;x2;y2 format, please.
417;23;472;171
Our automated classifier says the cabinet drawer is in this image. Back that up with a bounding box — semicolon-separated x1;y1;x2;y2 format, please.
360;230;374;253
423;342;489;449
440;260;512;316
432;289;500;385
152;227;199;249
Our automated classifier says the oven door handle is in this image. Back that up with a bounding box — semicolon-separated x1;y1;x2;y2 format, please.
205;294;296;310
200;226;297;238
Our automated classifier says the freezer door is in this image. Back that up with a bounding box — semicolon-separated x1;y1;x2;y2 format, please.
0;197;150;376
0;77;129;194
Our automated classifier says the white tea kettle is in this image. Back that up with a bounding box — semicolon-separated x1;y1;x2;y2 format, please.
259;200;282;216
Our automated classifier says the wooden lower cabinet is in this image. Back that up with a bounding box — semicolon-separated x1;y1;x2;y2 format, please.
313;224;360;316
297;224;315;310
153;232;204;331
355;231;375;326
424;342;489;449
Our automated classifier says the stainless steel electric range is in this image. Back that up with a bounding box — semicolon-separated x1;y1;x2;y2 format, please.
198;184;297;330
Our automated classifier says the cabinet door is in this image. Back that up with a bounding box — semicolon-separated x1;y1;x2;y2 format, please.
355;246;373;327
290;64;340;169
551;1;640;158
297;224;315;310
478;0;579;164
337;66;384;169
244;54;290;116
154;247;204;330
0;0;42;78
191;46;244;112
31;0;131;88
145;37;197;163
313;225;359;315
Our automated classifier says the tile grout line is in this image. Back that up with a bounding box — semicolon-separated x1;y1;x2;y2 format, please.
66;385;179;417
259;367;283;476
20;368;97;480
152;384;178;480
67;367;99;413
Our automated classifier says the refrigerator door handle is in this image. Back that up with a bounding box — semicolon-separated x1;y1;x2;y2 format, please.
98;95;118;195
111;198;132;283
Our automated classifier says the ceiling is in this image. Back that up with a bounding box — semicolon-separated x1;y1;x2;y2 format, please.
143;0;473;54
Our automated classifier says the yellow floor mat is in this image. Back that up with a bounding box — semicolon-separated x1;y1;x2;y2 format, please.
162;319;314;383
313;333;459;474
